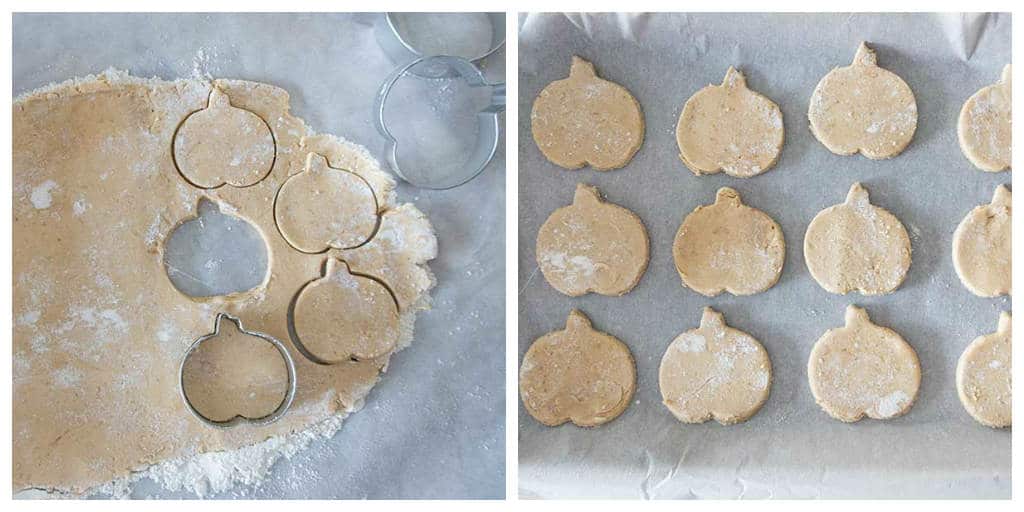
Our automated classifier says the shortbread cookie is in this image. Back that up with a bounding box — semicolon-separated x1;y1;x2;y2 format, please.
808;305;921;422
957;312;1012;428
804;183;911;295
536;184;649;296
659;307;772;425
531;56;644;170
959;65;1012;172
519;310;636;427
808;42;917;159
672;188;785;296
676;67;784;178
953;185;1011;297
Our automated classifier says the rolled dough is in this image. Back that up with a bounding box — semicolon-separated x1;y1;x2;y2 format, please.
958;65;1012;172
952;185;1011;298
956;312;1012;428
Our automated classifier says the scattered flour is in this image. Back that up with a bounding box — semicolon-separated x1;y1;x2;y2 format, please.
30;180;58;209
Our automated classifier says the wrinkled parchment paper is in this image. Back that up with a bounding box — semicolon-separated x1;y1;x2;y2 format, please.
14;12;505;499
518;12;1010;499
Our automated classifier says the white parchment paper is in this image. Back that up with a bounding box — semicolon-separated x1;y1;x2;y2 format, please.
518;12;1010;499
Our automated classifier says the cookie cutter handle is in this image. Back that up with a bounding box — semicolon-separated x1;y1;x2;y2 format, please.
374;55;505;190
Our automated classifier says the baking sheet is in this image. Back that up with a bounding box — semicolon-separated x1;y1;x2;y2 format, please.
518;12;1010;499
13;12;505;499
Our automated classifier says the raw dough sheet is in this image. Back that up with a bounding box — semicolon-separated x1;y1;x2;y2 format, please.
13;12;505;499
518;12;1010;499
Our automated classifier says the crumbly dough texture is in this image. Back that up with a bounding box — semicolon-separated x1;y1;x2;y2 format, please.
531;56;644;171
173;87;276;188
958;65;1012;172
13;71;437;494
952;185;1012;298
274;152;380;253
293;258;400;362
519;310;636;427
536;184;649;297
181;315;290;423
672;187;785;296
808;42;918;159
808;306;921;422
804;182;911;295
676;67;784;178
659;307;772;425
956;312;1012;428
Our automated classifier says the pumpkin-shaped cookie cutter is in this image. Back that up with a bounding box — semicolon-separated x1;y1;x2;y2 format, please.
179;313;297;428
373;13;505;189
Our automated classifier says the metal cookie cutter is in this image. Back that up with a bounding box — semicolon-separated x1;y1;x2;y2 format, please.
179;313;297;428
374;55;506;190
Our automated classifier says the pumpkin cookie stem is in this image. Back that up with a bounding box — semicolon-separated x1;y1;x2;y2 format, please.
572;183;602;206
699;307;725;330
569;56;597;78
991;185;1011;207
714;187;742;206
844;305;870;326
996;311;1012;333
844;182;870;206
853;42;877;66
722;66;746;88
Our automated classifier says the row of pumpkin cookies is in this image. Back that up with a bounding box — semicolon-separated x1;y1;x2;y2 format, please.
536;183;1010;299
531;43;1011;175
519;305;1011;429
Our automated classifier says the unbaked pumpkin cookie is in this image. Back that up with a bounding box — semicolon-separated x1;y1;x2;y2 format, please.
672;187;785;296
519;310;636;427
531;56;644;170
676;67;784;178
953;185;1011;297
808;42;917;159
804;182;911;295
957;312;1012;428
808;305;920;422
959;65;1012;172
659;307;771;425
536;183;649;296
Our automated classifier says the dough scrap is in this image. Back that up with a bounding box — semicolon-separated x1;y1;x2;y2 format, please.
536;183;649;297
519;310;636;427
804;182;911;295
180;314;290;423
676;67;784;178
672;187;785;296
173;87;276;188
293;258;400;362
13;71;437;494
274;152;380;253
659;307;772;425
956;312;1012;428
531;56;644;171
953;185;1011;298
808;305;921;422
808;42;917;159
958;65;1012;172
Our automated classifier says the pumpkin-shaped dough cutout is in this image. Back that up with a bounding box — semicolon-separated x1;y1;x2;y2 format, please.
519;310;636;427
672;187;785;296
957;312;1012;428
659;307;772;425
958;65;1012;172
808;305;921;422
953;185;1011;297
531;56;644;171
292;258;399;363
173;87;276;188
180;313;293;425
676;67;784;178
804;183;911;295
536;183;649;297
808;42;918;159
275;152;380;253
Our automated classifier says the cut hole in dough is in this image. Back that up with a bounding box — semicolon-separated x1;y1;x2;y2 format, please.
659;307;772;425
291;258;400;363
519;309;636;427
531;56;644;171
808;42;917;159
808;305;920;422
952;185;1011;297
163;198;269;298
172;88;276;189
275;152;380;253
956;312;1012;428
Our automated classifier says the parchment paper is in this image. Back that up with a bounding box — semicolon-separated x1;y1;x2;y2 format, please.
13;12;505;499
518;12;1010;499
